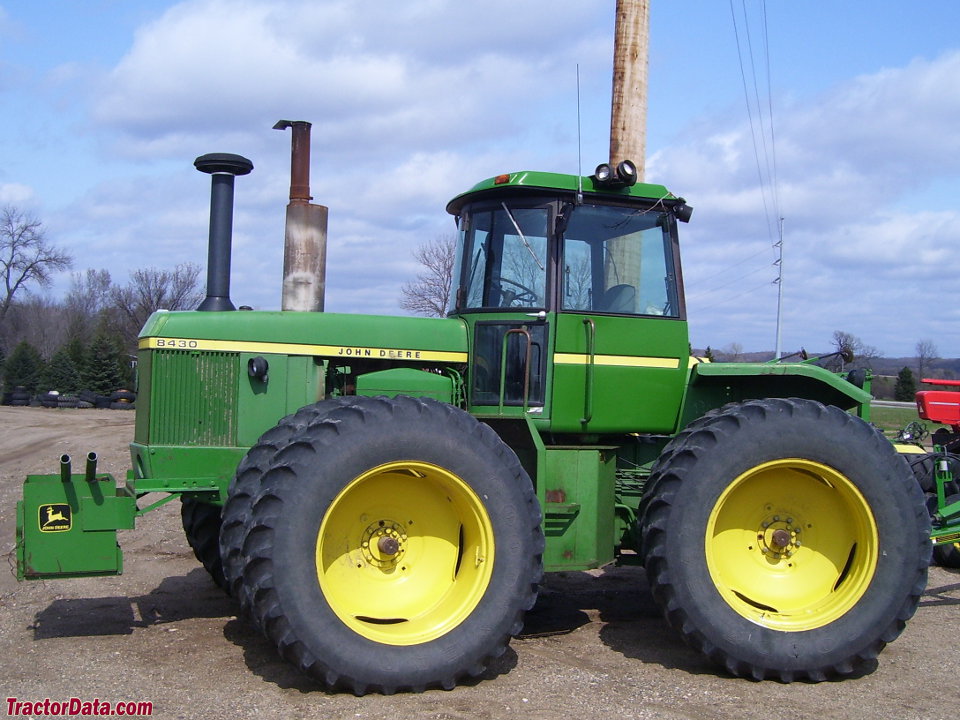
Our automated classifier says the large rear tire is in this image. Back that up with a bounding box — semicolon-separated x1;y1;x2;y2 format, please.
221;395;543;694
640;398;930;681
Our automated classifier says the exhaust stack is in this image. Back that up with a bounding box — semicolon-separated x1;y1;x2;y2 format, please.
274;120;328;312
194;153;254;312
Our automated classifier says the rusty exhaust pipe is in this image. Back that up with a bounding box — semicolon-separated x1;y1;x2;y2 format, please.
274;120;327;312
194;153;254;312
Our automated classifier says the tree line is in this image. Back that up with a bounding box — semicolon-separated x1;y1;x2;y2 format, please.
1;205;203;397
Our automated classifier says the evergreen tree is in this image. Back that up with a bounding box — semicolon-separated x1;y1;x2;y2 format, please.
3;341;44;393
704;346;716;362
39;347;81;393
83;332;124;394
63;336;88;382
894;366;917;402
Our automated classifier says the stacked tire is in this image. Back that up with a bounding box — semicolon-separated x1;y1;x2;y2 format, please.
39;391;60;408
110;389;136;410
8;387;31;407
37;391;81;408
78;389;97;409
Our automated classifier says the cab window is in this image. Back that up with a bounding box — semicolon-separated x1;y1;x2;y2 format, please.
561;203;679;317
454;203;549;311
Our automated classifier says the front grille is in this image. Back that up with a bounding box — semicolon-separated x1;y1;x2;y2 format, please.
150;350;239;446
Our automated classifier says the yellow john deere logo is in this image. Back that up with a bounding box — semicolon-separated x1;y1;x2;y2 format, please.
39;504;71;533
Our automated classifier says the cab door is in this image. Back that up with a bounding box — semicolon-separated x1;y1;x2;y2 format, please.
551;202;689;433
450;199;554;415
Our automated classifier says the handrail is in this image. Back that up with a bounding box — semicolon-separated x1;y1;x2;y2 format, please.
581;317;596;424
498;328;533;414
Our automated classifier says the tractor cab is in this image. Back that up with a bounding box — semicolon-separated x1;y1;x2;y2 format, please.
446;166;694;434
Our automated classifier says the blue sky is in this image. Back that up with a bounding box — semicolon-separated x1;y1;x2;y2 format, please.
2;1;960;358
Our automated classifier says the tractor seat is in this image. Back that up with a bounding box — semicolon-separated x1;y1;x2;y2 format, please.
598;284;636;313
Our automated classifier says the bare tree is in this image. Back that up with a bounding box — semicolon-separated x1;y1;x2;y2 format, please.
111;263;203;346
915;339;939;381
399;234;456;318
831;330;881;369
720;342;744;362
0;294;69;358
65;268;113;337
66;268;112;317
0;206;72;324
831;330;856;359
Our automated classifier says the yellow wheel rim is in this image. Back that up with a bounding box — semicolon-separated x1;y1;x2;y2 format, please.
705;459;878;631
316;461;495;645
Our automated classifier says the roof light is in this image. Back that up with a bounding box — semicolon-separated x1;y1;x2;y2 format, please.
674;201;694;223
616;160;638;186
593;161;639;187
593;163;614;184
494;174;511;185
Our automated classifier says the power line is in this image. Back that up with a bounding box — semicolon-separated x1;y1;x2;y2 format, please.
692;277;775;310
688;261;772;301
761;1;781;217
728;0;775;242
694;245;773;286
728;0;784;355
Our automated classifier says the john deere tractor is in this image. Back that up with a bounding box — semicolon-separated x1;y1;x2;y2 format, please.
16;153;930;694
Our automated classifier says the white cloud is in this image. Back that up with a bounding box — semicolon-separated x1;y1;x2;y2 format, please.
655;51;960;355
92;0;607;164
0;182;35;206
59;1;613;317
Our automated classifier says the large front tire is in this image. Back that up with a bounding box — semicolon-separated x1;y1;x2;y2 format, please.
640;398;930;680
222;395;543;694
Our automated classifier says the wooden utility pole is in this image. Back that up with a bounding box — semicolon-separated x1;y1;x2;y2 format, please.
609;0;649;180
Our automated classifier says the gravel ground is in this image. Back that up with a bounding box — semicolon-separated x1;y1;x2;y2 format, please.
0;407;956;719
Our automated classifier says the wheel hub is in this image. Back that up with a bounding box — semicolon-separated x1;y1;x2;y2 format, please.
361;519;407;569
756;513;803;560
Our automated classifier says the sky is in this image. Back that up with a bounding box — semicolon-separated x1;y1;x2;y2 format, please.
2;0;960;358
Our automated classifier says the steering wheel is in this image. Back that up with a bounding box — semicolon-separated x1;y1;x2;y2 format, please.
499;278;538;306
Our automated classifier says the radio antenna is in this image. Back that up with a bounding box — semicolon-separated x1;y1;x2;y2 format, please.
576;64;584;204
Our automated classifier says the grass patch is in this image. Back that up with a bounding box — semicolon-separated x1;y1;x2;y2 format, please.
870;403;947;440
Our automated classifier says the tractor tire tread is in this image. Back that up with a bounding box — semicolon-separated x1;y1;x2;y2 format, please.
220;398;358;599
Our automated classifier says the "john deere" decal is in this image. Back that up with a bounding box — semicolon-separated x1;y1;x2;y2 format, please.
38;504;71;533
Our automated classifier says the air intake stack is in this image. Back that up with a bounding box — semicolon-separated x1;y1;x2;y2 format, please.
194;153;254;312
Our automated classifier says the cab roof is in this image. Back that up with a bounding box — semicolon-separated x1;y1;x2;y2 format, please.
446;170;677;215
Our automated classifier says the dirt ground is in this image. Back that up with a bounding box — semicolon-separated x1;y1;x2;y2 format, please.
0;407;956;720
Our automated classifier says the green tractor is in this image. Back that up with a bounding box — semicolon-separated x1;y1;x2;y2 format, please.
17;152;931;694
